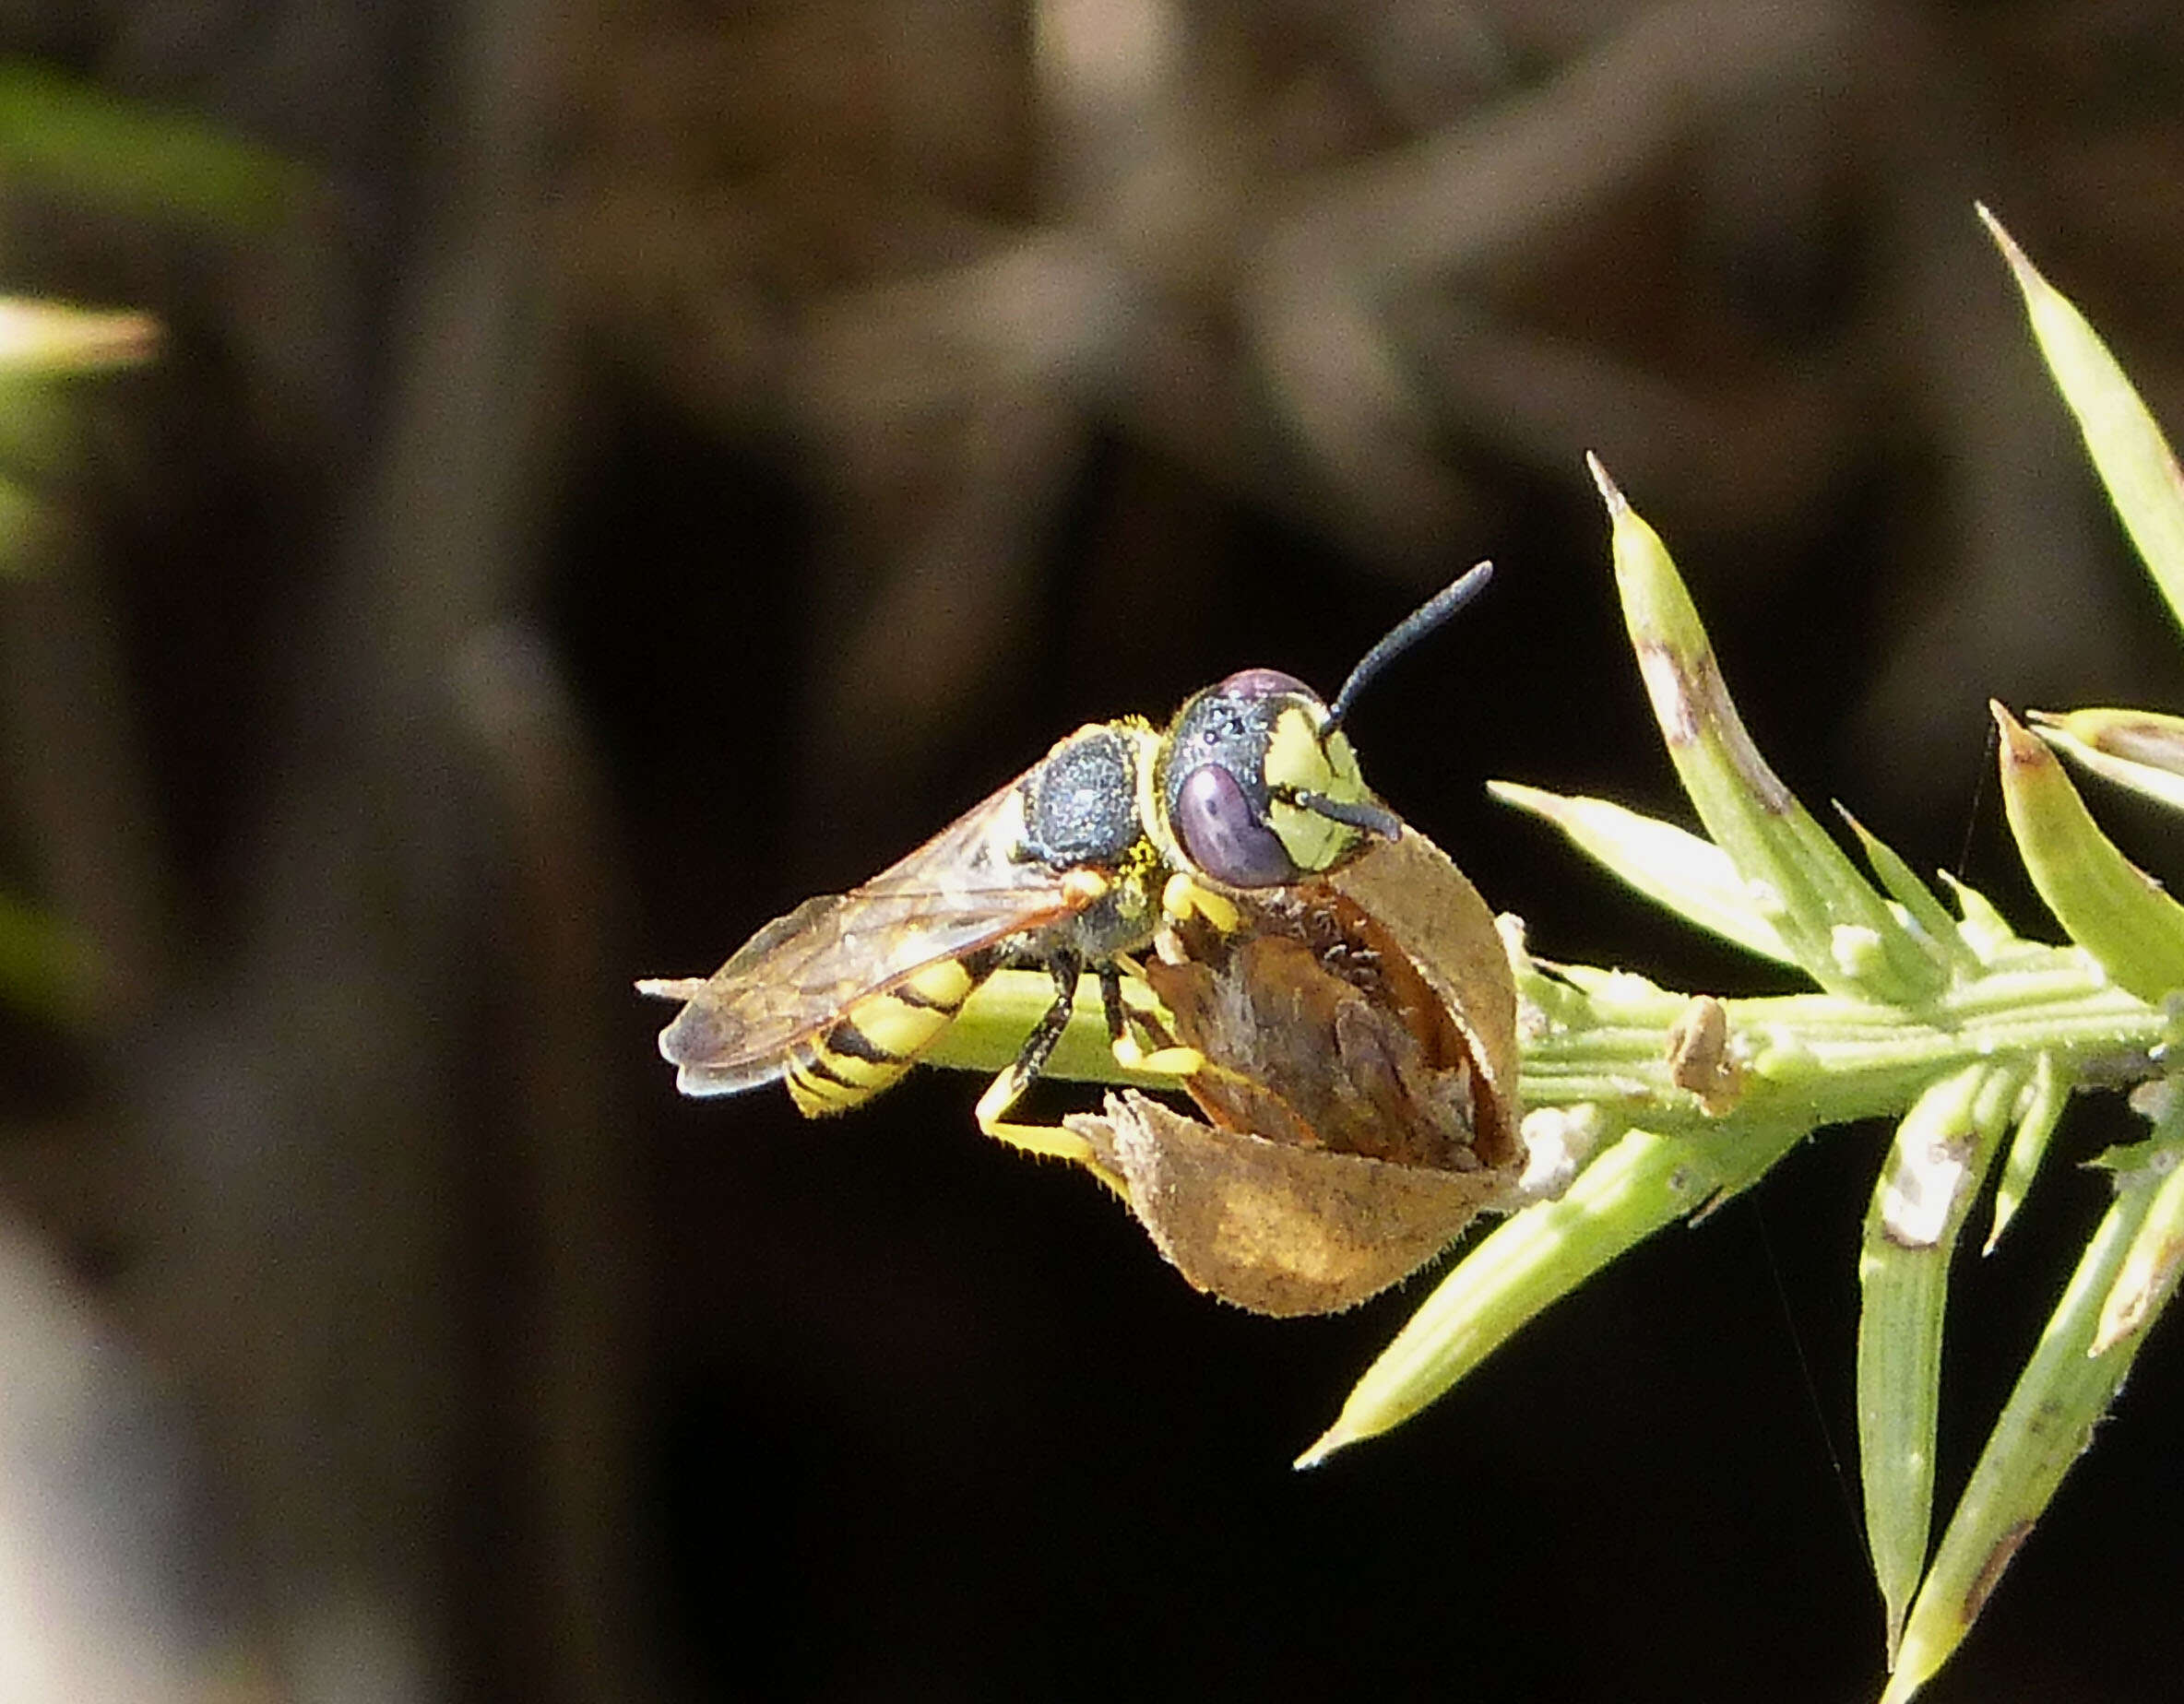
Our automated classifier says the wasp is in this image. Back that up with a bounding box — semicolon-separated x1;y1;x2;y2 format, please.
637;562;1493;1172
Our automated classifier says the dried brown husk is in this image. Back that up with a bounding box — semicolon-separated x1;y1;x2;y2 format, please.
1067;828;1523;1315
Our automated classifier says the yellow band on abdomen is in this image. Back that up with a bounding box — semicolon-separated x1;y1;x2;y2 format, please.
784;958;980;1118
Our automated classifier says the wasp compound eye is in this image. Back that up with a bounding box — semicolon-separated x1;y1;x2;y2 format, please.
1214;667;1312;701
1172;763;1301;887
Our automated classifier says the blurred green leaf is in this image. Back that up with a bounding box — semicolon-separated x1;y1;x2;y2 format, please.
0;297;158;374
0;60;300;231
0;471;56;572
0;889;98;1020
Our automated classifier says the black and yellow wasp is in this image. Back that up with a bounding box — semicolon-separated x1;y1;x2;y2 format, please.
638;562;1492;1170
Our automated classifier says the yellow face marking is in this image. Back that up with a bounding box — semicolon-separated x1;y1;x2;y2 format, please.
1262;706;1371;874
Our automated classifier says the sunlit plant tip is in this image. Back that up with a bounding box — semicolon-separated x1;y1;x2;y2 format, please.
2029;707;2184;814
1993;701;2184;1004
1585;454;1942;1006
1979;202;2184;631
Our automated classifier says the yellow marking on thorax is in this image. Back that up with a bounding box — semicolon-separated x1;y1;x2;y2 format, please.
1130;719;1184;870
1102;832;1167;931
1060;868;1110;906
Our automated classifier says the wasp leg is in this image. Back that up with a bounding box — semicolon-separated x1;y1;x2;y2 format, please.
1110;968;1184;1050
1097;962;1203;1078
973;953;1127;1193
1161;871;1240;932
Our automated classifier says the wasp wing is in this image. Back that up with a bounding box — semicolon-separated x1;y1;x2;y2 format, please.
640;775;1090;1096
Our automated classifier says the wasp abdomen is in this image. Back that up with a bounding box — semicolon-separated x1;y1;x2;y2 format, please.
784;957;983;1117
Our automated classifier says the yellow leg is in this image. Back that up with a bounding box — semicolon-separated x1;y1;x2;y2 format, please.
1161;871;1240;931
974;1063;1094;1161
1109;1030;1205;1077
1096;961;1205;1079
1099;960;1261;1100
974;1066;1128;1196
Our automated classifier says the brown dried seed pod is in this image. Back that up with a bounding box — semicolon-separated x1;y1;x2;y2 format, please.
1067;828;1524;1316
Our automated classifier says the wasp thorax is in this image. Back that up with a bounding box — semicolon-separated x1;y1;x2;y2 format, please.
1017;724;1145;868
1162;670;1379;888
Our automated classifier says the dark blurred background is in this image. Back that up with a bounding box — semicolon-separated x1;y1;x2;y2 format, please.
0;1;2180;1699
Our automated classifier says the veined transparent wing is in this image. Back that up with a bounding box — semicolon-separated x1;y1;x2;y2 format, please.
638;776;1095;1095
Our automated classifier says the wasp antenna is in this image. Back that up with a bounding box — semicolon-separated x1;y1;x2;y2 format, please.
1325;562;1493;731
1290;789;1404;841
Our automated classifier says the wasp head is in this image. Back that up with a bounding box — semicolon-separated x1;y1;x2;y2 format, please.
1154;562;1492;889
1157;669;1399;887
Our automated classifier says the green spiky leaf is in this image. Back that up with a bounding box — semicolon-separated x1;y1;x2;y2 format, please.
1982;205;2184;629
